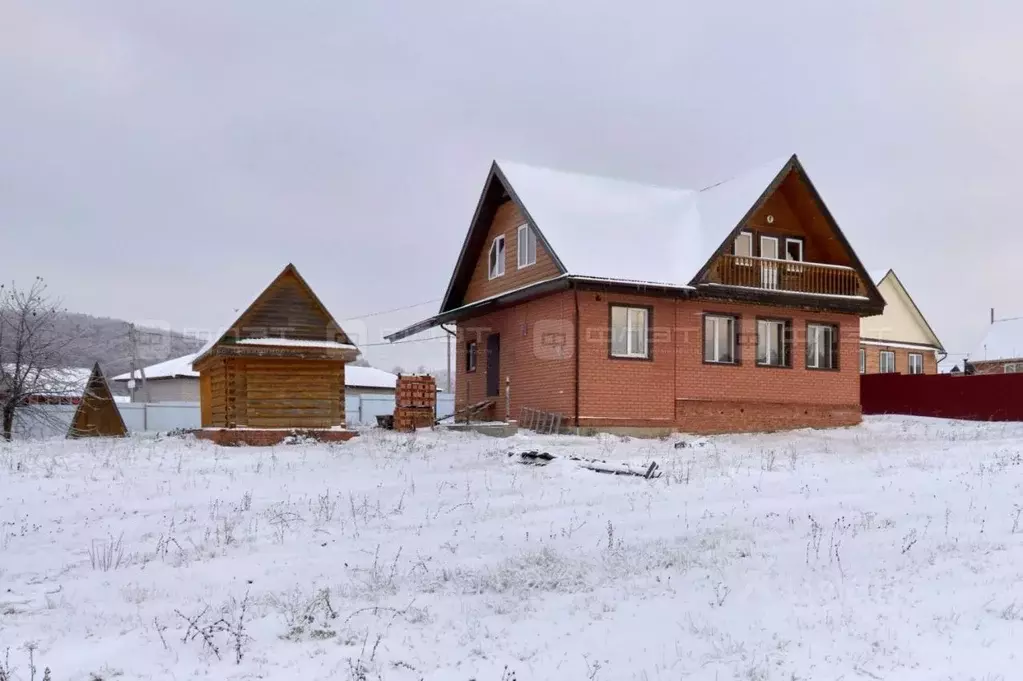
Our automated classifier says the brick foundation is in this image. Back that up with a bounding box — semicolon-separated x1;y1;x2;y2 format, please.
193;428;358;447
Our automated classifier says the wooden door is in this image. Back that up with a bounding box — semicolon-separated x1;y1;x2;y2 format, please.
486;334;501;397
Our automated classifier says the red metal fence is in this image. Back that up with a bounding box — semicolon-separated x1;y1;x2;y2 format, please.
861;373;1023;421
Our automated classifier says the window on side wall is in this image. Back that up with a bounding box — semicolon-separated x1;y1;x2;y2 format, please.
610;305;650;359
466;341;477;372
1005;362;1022;374
879;350;896;373
756;318;791;367
517;224;537;268
859;348;866;374
488;236;505;279
806;323;838;370
703;314;738;364
908;353;924;375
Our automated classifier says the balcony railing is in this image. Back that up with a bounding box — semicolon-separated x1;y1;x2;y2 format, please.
707;255;866;297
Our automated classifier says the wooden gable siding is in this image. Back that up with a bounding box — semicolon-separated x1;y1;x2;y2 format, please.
734;172;853;267
462;200;562;306
229;270;347;344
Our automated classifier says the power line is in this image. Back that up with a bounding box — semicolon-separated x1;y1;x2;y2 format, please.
345;298;440;320
360;335;447;347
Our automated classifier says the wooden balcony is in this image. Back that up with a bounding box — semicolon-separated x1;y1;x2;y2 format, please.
707;255;867;297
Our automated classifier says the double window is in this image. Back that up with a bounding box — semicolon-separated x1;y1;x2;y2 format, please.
610;305;650;359
757;318;791;367
908;353;924;375
879;350;896;373
807;323;838;370
488;236;505;279
703;314;738;363
1005;362;1023;374
517;224;537;268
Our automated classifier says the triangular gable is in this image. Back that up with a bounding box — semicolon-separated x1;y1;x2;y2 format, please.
68;363;127;438
690;155;884;306
861;270;944;351
192;264;356;365
438;155;884;313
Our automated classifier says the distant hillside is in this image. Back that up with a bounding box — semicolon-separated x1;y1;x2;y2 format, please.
57;312;204;382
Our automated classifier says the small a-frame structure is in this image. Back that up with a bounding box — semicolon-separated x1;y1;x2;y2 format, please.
192;264;359;434
68;363;128;438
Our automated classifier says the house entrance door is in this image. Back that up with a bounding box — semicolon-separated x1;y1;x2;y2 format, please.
486;334;501;397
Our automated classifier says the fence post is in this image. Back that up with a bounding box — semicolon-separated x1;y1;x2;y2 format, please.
505;376;511;423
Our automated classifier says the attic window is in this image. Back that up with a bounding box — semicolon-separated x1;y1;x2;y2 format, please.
488;236;506;279
517;224;537;268
734;232;753;258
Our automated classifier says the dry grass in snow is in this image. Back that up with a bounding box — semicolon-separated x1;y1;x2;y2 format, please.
1;417;1022;680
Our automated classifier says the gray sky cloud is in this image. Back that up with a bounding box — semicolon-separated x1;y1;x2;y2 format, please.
3;0;1021;369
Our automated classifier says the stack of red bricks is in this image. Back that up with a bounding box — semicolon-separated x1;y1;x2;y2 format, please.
393;374;437;432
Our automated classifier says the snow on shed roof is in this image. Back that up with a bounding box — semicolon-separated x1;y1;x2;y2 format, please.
494;155;792;287
112;353;200;381
969;317;1023;363
112;354;403;391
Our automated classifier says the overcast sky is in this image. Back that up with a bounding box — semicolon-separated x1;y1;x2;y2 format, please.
3;0;1020;370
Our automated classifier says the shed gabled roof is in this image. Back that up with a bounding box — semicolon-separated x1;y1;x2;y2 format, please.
439;154;880;312
68;363;127;438
969;317;1023;363
192;263;357;367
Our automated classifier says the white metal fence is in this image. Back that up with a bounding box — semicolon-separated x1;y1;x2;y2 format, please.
12;394;456;439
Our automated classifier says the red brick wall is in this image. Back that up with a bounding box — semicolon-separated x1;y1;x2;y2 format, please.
970;359;1023;375
455;290;866;434
860;345;939;375
455;291;576;421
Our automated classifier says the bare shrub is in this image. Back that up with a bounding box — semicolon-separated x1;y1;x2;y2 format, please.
89;534;126;571
176;585;252;664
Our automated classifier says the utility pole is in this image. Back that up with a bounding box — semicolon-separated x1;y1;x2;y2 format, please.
128;323;150;404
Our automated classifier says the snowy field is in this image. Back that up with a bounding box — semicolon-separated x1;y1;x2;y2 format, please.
2;417;1022;681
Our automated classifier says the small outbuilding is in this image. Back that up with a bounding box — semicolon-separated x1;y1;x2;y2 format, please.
68;363;128;438
191;264;359;442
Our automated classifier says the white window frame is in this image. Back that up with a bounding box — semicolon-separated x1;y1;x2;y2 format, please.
879;350;896;374
734;231;754;265
466;341;477;373
859;347;866;374
807;323;836;370
757;318;789;367
488;235;506;279
1006;362;1023;374
517;224;537;269
908;353;924;375
704;314;737;364
610;305;649;359
785;238;804;262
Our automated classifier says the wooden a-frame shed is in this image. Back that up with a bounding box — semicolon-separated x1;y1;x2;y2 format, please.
191;264;359;432
68;363;128;438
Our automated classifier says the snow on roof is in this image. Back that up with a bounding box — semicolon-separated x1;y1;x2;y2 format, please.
112;353;199;381
234;338;358;350
495;155;791;287
2;365;93;397
969;317;1023;363
345;366;399;389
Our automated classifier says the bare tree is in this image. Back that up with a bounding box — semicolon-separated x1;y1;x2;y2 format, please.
0;279;82;440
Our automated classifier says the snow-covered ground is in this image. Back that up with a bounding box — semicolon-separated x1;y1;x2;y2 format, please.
2;417;1022;680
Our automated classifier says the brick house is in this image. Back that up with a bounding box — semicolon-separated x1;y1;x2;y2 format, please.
859;269;944;375
388;155;885;434
967;314;1023;374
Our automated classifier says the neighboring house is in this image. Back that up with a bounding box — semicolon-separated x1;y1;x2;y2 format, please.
387;154;885;434
112;355;403;401
859;269;945;375
112;353;200;402
192;264;359;433
2;364;93;405
967;314;1023;374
